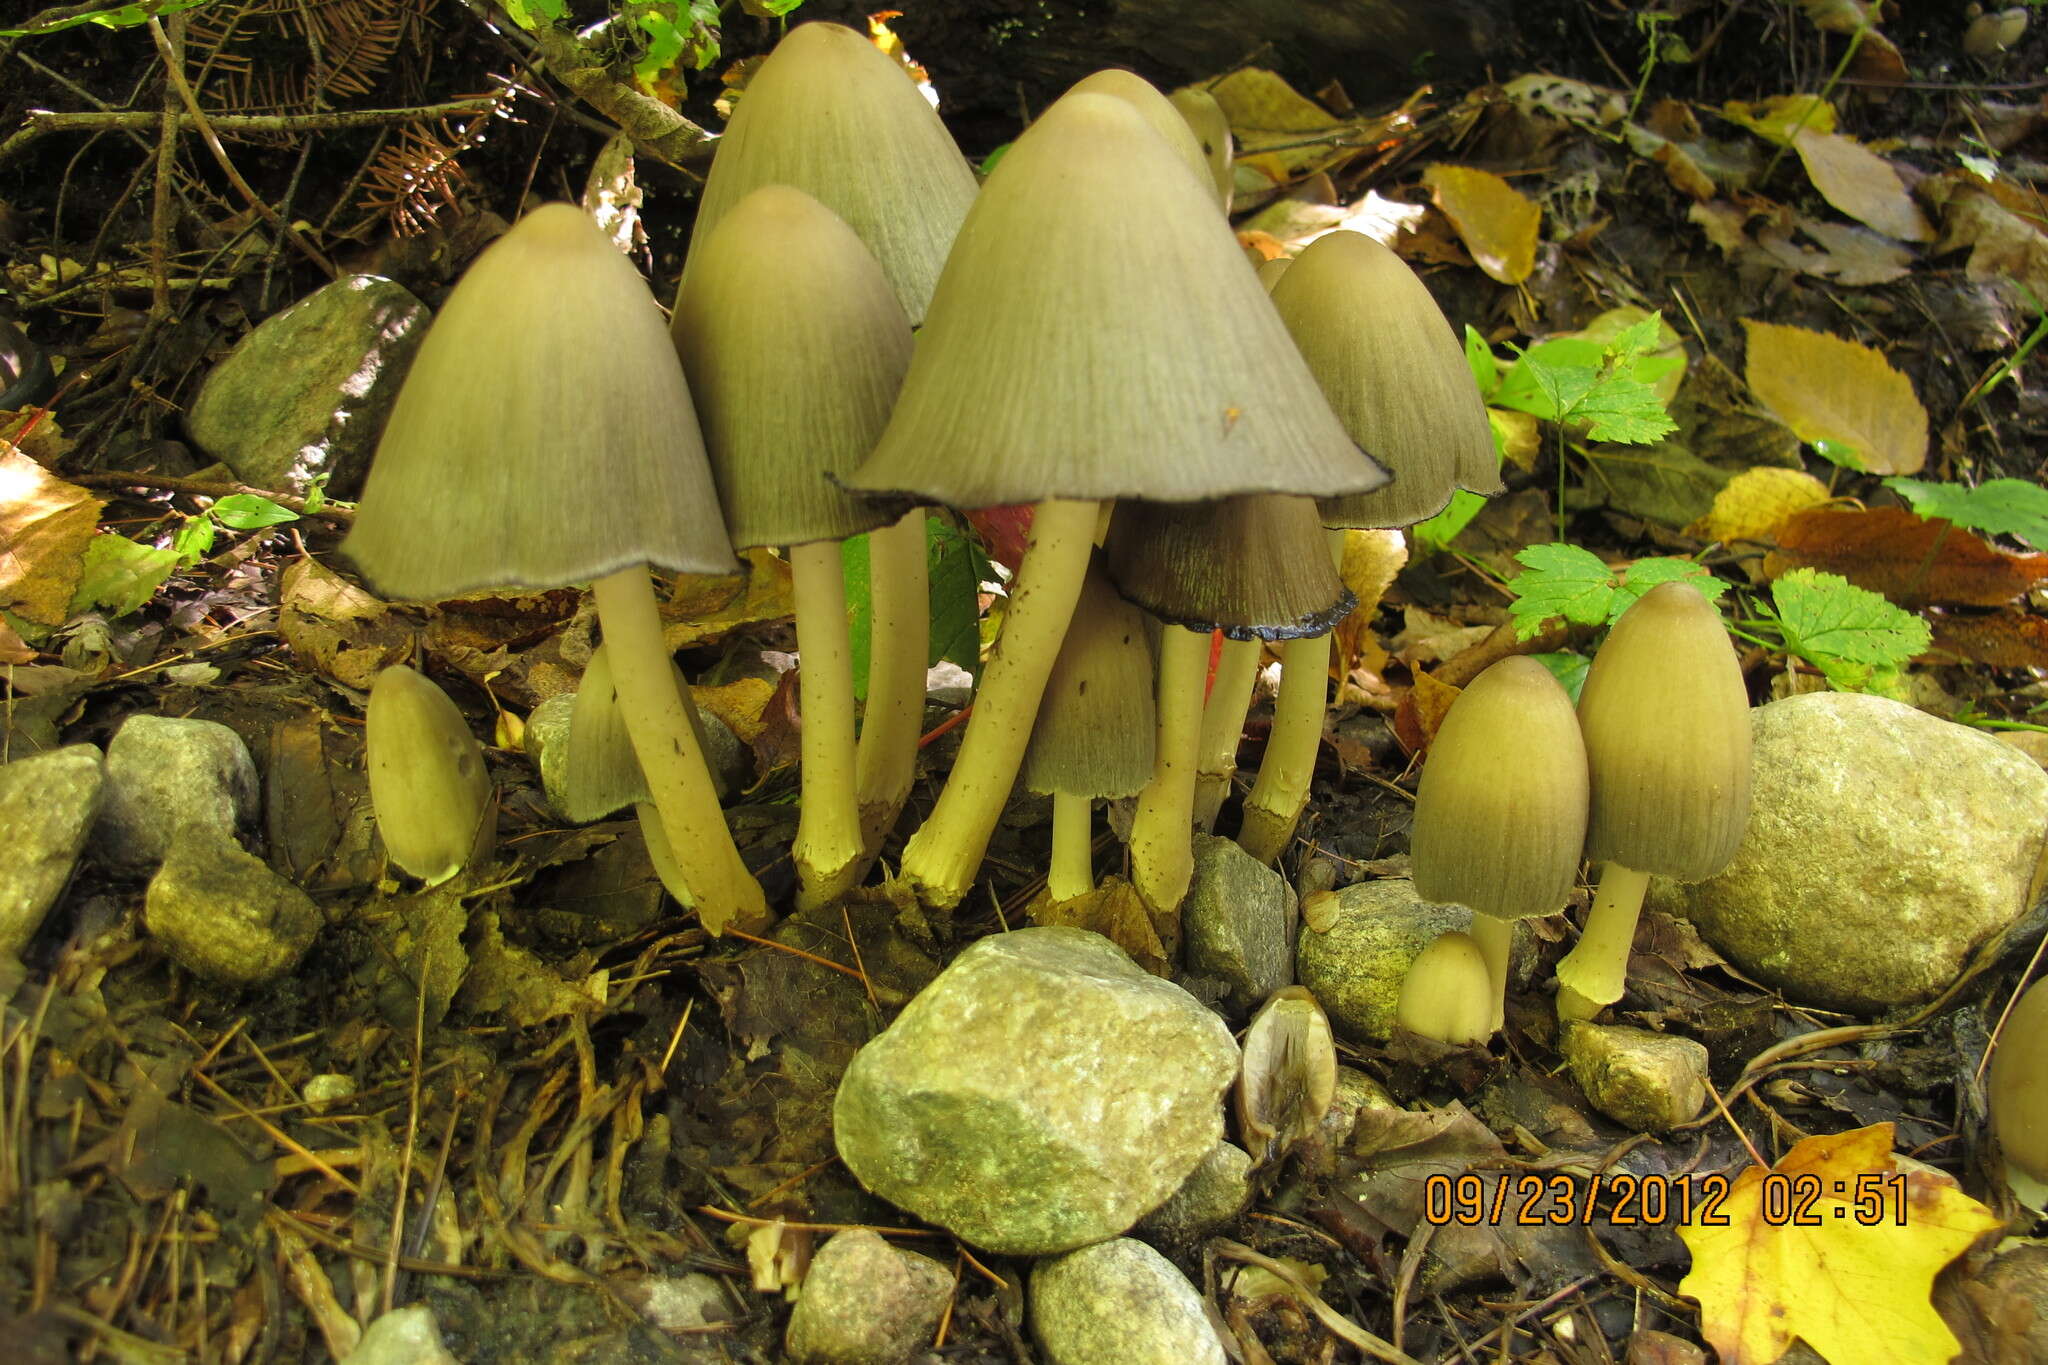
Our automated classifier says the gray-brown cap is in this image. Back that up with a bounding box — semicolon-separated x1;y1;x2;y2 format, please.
671;185;911;549
1103;493;1353;641
1022;559;1157;799
844;91;1389;509
342;204;739;600
1267;230;1501;529
1578;580;1753;882
683;21;977;325
1410;655;1589;921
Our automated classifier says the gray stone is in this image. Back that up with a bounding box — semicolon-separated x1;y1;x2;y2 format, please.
1561;1022;1709;1132
339;1306;458;1365
1653;693;2048;1013
618;1273;732;1333
1183;834;1296;1014
1030;1238;1226;1365
1296;879;1470;1043
1136;1140;1251;1249
834;927;1238;1255
186;275;429;497
0;745;104;955
144;830;320;984
99;715;259;872
785;1229;951;1365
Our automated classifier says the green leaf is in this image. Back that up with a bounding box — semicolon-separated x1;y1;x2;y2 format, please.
498;0;566;30
212;493;299;530
928;515;989;675
0;0;213;37
978;142;1012;176
1531;650;1591;702
69;535;180;617
634;10;687;90
1573;375;1680;444
1883;477;2048;550
1507;543;1617;638
1809;438;1866;471
172;515;216;566
1616;556;1727;614
840;531;873;702
1764;567;1930;694
1410;488;1489;554
1464;324;1499;397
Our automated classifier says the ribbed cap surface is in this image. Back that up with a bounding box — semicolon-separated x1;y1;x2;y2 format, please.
1067;69;1212;194
1022;560;1157;798
1103;493;1352;640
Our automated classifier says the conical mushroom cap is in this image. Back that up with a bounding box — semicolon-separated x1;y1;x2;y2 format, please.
1579;580;1753;881
684;21;977;324
561;643;715;821
671;186;912;548
1395;932;1493;1045
845;92;1388;508
342;204;738;599
1168;87;1234;211
366;664;494;885
1991;977;2048;1189
1022;559;1157;798
1410;655;1588;921
1103;493;1352;640
1067;69;1212;193
1267;230;1501;529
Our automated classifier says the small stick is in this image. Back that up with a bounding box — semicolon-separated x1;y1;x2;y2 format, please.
65;470;354;523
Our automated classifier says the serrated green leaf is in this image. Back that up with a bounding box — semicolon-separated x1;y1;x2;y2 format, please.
1884;477;2048;550
1616;557;1726;614
1494;343;1603;419
70;536;180;617
1464;325;1499;397
1508;542;1617;638
1607;313;1666;358
1574;375;1680;444
1411;488;1489;554
212;493;299;530
1531;650;1591;702
928;516;987;675
1766;567;1930;694
0;0;213;36
841;531;873;702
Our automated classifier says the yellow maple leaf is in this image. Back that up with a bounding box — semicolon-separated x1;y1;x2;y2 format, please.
1742;320;1928;475
1678;1123;2002;1365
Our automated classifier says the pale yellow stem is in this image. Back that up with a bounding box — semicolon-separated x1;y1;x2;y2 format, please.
899;499;1101;909
1555;862;1653;1020
1130;624;1208;916
1048;791;1094;903
1466;914;1513;1035
790;541;864;910
855;508;929;854
592;569;767;935
1192;636;1261;832
1237;632;1331;865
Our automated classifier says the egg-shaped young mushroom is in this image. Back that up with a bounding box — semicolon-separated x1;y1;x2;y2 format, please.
1395;931;1494;1047
1992;976;2048;1206
366;664;494;886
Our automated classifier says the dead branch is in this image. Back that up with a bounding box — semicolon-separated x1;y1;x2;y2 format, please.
0;98;504;162
67;470;355;524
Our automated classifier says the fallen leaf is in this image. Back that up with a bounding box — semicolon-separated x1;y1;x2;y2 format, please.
1922;172;2048;299
1678;1123;2002;1365
1722;95;1837;145
0;447;102;626
1690;199;1755;254
1765;506;2048;606
692;677;776;745
1026;877;1168;976
0;617;33;664
1793;219;1915;285
1691;467;1832;543
1742;321;1928;474
1927;609;2048;670
1793;0;1908;84
1582;441;1732;529
1391;669;1461;755
663;548;794;648
279;557;413;691
1422;165;1541;285
1790;128;1934;242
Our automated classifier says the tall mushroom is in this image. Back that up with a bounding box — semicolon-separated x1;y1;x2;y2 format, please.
671;185;912;909
1555;580;1752;1020
341;203;767;933
844;90;1382;910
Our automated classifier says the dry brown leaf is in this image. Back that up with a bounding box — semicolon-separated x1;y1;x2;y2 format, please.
1422;165;1540;285
1689;199;1754;254
663;547;795;648
1791;128;1934;242
0;446;101;626
1928;610;2048;670
1793;0;1908;84
1796;218;1916;284
0;617;33;664
1742;320;1927;474
1027;877;1169;976
278;557;413;690
1690;466;1832;543
1391;669;1461;755
1765;505;2048;607
1923;172;2048;299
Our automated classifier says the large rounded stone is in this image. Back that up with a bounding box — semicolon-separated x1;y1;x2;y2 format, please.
0;745;104;954
1296;878;1470;1043
1183;834;1295;1014
785;1229;950;1365
99;715;259;872
833;927;1238;1255
145;830;320;984
1654;693;2048;1013
1030;1238;1226;1365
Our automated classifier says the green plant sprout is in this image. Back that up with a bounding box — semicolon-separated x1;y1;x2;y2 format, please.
1884;476;2048;550
69;492;302;618
0;0;214;37
841;513;993;699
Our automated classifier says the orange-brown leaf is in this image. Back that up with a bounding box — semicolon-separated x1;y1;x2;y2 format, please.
1765;506;2048;607
1928;609;2048;670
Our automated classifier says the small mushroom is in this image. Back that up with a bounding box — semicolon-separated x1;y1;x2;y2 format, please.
1394;932;1493;1047
1237;986;1337;1168
1991;976;2048;1207
366;664;494;886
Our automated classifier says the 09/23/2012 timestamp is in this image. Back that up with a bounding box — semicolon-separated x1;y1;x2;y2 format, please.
1421;1171;1913;1227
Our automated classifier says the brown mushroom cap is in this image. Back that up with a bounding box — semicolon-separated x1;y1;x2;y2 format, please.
844;91;1388;509
1992;977;2048;1189
1267;230;1501;529
683;21;977;325
342;204;737;600
1578;580;1753;881
1021;559;1157;798
1410;655;1589;921
671;185;912;548
1102;493;1353;640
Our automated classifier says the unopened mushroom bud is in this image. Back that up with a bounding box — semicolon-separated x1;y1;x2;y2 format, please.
366;664;494;886
1992;976;2048;1207
1395;932;1493;1046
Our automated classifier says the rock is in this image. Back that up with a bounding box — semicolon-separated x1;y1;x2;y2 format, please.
0;745;104;955
1030;1238;1226;1365
1998;731;2048;772
834;927;1238;1255
1653;693;2048;1013
1183;834;1296;1013
99;716;259;872
339;1306;459;1365
1561;1022;1708;1132
617;1272;733;1333
1296;878;1469;1042
185;275;429;497
1136;1140;1251;1249
785;1229;951;1364
1298;1065;1400;1176
144;830;320;984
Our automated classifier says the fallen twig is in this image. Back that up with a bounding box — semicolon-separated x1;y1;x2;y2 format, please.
66;470;355;523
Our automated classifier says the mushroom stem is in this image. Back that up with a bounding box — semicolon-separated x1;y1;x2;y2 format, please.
855;507;930;854
592;568;768;935
1555;862;1653;1020
790;540;865;910
1192;636;1261;831
1130;623;1208;915
898;497;1101;908
1466;913;1513;1034
1048;791;1094;902
1237;631;1330;864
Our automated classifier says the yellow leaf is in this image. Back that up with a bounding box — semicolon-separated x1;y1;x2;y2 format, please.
663;547;794;648
691;677;776;745
1490;408;1543;470
1679;1123;2002;1365
1422;165;1540;285
1791;128;1934;242
1691;466;1832;543
0;446;104;626
1742;320;1928;474
1723;95;1838;146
